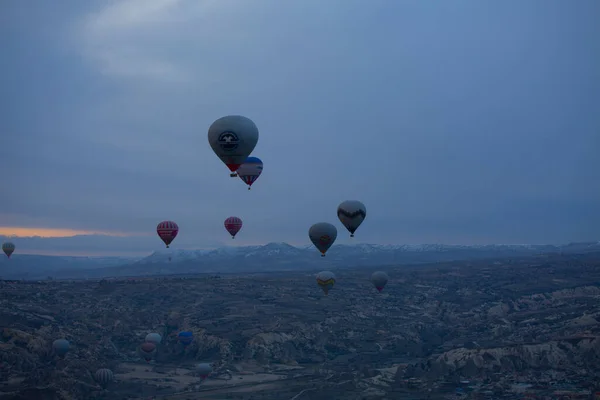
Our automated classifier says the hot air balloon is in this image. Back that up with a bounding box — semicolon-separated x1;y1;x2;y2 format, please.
52;339;70;358
208;115;259;177
316;271;336;295
145;332;162;345
309;223;337;257
139;342;156;363
95;368;114;388
178;331;193;346
371;271;389;292
237;156;263;190
224;217;243;239
197;363;212;379
157;221;178;248
2;242;15;258
337;200;367;237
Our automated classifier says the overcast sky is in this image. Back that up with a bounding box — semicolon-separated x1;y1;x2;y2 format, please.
1;0;599;256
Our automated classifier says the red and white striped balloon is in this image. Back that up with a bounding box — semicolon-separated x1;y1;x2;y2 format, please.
156;221;179;248
224;217;243;239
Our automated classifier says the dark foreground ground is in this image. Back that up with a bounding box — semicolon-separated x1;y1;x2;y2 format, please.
0;251;599;399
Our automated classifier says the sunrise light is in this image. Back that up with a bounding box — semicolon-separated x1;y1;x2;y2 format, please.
0;226;134;238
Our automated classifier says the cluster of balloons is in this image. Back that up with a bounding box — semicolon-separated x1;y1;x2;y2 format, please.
49;332;212;389
140;331;212;380
150;115;385;295
153;116;369;254
154;115;263;250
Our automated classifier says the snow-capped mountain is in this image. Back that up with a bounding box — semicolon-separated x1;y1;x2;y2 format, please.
129;241;600;275
5;241;598;280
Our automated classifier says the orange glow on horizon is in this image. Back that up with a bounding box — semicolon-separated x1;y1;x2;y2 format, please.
0;226;139;238
14;249;149;257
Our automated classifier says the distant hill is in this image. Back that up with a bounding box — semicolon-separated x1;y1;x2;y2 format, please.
1;241;599;280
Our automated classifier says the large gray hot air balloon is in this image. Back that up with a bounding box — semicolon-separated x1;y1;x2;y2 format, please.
95;368;114;388
371;271;389;292
52;339;70;358
337;200;367;237
309;223;337;257
145;332;162;345
208;115;259;177
316;271;336;295
197;363;213;379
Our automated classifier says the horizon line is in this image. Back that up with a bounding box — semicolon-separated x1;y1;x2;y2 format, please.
4;240;598;258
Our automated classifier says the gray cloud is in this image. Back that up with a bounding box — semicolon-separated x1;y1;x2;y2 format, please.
1;0;599;255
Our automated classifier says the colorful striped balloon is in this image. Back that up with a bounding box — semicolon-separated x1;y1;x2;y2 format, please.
224;217;243;239
156;221;179;248
237;156;263;190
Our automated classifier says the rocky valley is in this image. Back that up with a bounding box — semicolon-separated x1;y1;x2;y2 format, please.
0;251;599;399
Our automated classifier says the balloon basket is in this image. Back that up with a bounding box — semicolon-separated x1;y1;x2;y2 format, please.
230;173;238;177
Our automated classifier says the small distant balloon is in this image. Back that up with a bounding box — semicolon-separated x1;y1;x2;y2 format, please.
208;115;259;177
145;333;162;345
178;331;193;346
197;363;213;379
2;242;15;258
224;217;243;239
316;271;336;295
95;368;114;388
52;339;70;358
237;156;263;190
309;223;337;257
157;221;179;248
139;342;156;363
337;200;367;237
371;271;389;292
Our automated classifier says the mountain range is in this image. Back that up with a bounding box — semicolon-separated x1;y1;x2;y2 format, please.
1;241;599;280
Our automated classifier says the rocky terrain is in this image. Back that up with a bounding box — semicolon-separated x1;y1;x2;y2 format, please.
0;251;599;399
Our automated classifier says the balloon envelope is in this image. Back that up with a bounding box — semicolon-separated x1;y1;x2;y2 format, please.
309;223;337;256
52;339;70;357
145;333;162;345
2;242;15;258
139;342;156;362
140;342;156;353
371;271;389;292
157;221;179;248
95;368;114;386
224;217;243;238
197;363;212;378
208;115;259;175
178;331;193;346
237;156;263;189
337;200;367;237
316;271;336;295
